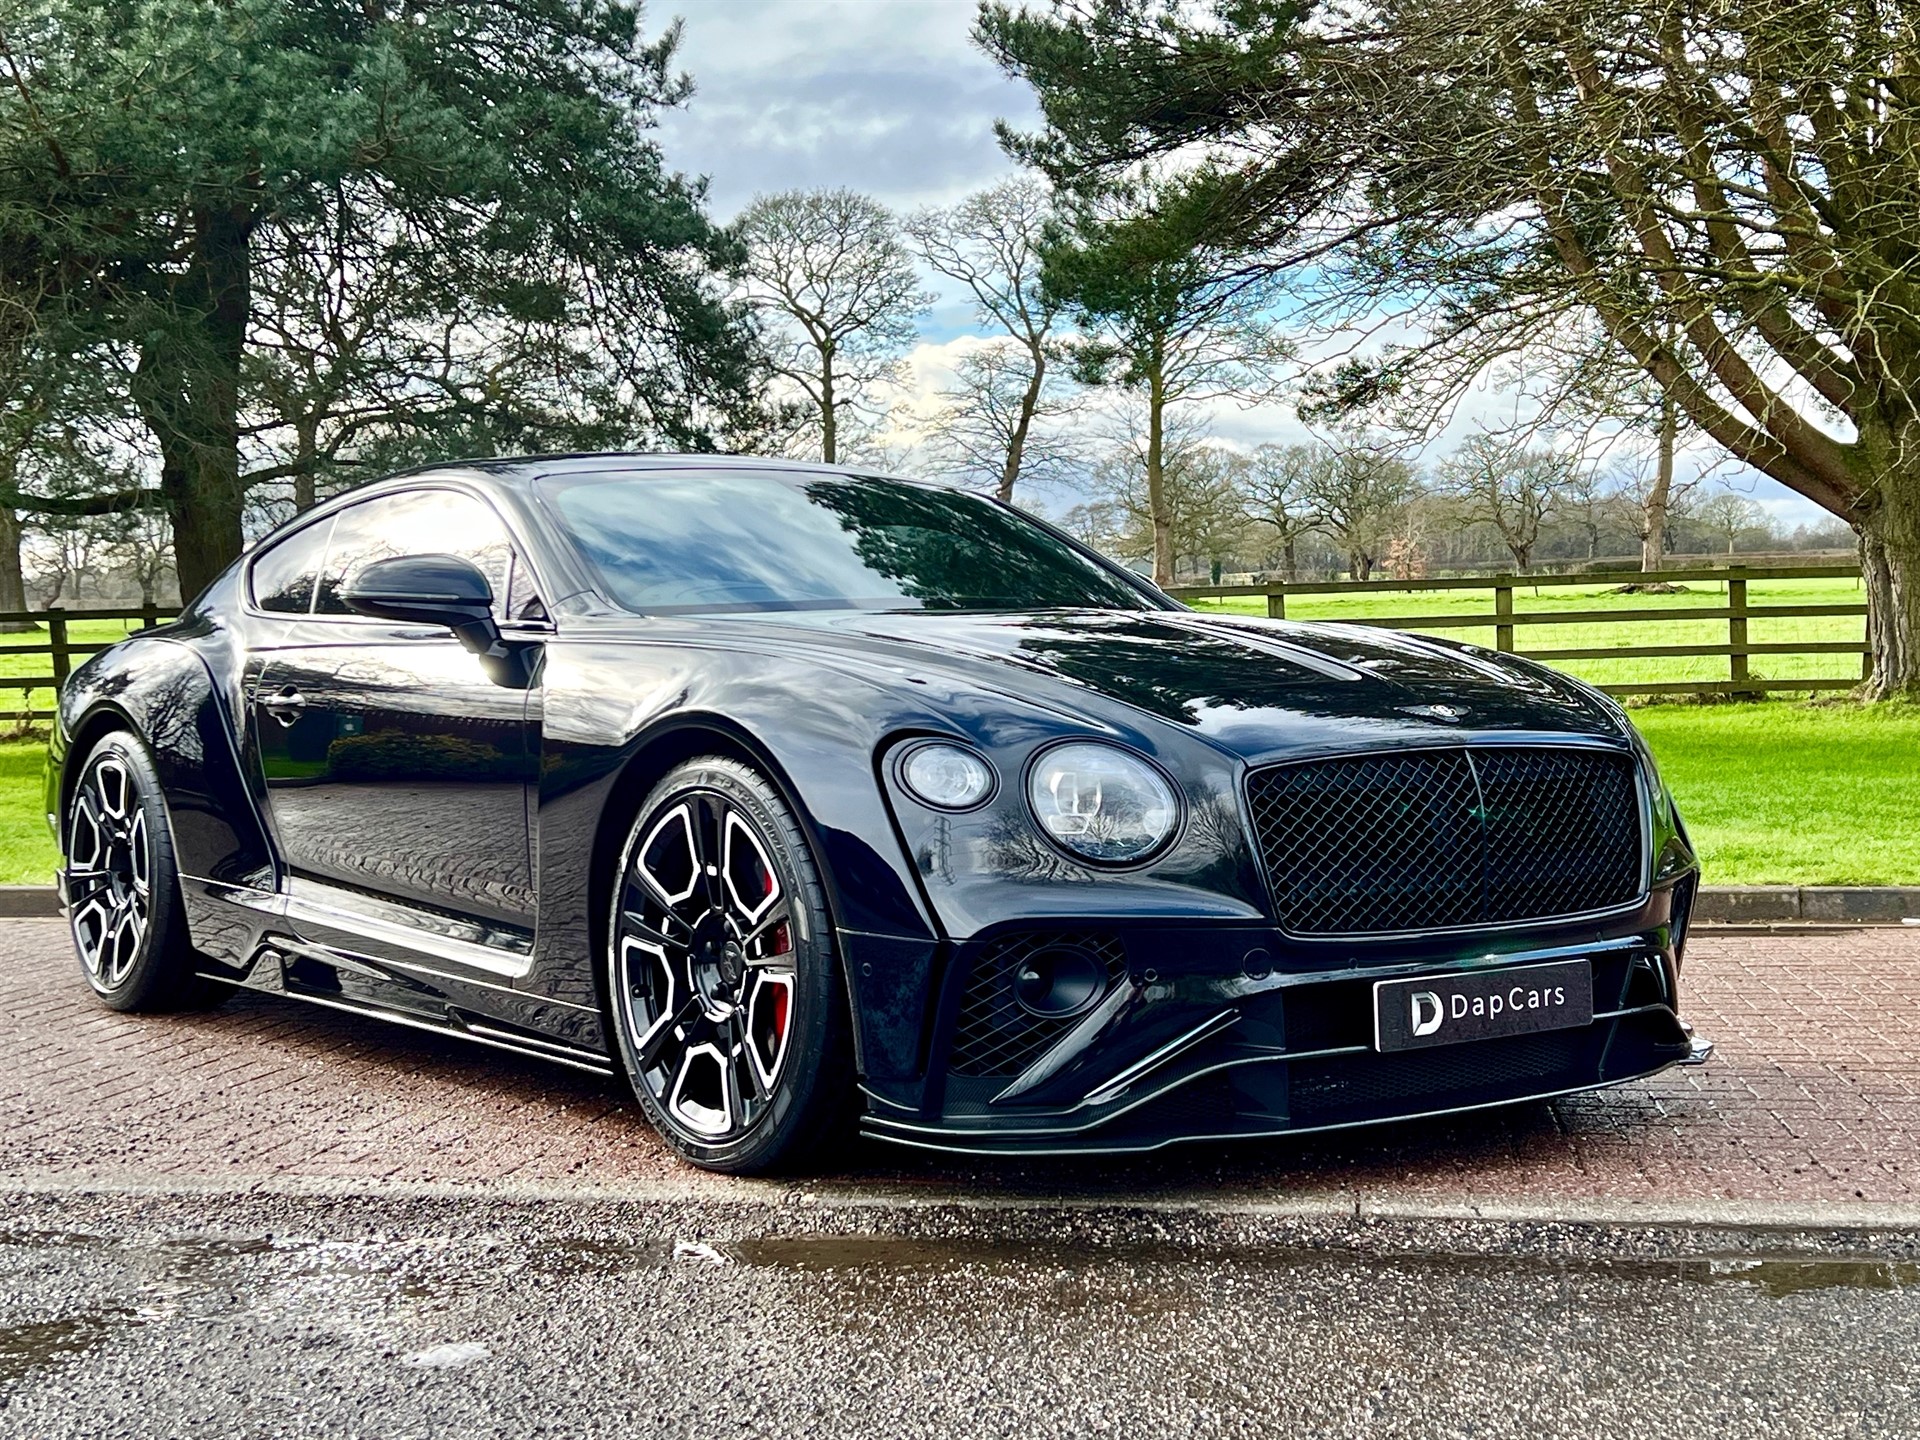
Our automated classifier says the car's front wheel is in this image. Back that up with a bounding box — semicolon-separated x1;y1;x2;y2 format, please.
607;757;852;1174
65;731;221;1013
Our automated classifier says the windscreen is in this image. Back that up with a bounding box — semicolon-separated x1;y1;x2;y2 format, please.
541;469;1159;615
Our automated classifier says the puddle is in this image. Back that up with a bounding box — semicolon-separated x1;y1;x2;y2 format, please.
730;1235;1028;1273
0;1306;145;1387
1687;1256;1920;1298
726;1233;1920;1301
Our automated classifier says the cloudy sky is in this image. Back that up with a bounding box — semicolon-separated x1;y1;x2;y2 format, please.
656;0;1032;350
652;0;1820;523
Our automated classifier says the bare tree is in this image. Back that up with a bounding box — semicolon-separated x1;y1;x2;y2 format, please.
1559;465;1612;562
1301;434;1420;581
907;180;1073;500
1696;492;1767;558
1441;435;1579;572
103;506;176;607
916;342;1083;495
29;515;110;607
1616;439;1704;573
1089;407;1248;579
1238;443;1325;581
739;190;930;464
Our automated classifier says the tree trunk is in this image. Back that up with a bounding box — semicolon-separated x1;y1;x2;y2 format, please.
153;431;246;605
1000;350;1046;504
1146;364;1172;587
818;347;837;465
132;207;253;604
1642;395;1675;572
1859;481;1919;700
1351;549;1371;582
1283;535;1297;583
293;415;319;512
0;506;33;633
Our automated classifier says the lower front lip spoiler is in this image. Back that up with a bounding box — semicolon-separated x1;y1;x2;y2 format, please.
1679;1023;1714;1067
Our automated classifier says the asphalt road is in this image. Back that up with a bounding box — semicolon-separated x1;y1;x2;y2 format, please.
1;1191;1917;1438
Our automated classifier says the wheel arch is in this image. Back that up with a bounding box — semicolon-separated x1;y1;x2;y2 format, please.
586;714;852;1015
55;636;277;910
57;700;145;837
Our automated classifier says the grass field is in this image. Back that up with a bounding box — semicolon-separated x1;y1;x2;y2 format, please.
0;742;51;886
1189;574;1869;689
1634;702;1919;885
0;699;1909;887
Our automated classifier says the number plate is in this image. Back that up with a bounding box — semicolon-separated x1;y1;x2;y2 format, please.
1373;960;1594;1053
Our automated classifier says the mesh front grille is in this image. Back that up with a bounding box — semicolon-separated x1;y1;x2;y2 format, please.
1247;746;1642;936
948;931;1126;1078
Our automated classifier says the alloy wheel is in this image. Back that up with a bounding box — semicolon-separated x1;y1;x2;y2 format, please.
68;752;152;991
614;789;799;1142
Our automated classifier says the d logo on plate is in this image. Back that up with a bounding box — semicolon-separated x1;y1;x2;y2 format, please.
1410;990;1444;1038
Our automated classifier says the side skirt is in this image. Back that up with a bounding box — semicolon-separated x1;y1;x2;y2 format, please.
205;937;617;1080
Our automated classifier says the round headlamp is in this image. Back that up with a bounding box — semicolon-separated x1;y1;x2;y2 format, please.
1027;742;1179;865
898;741;996;811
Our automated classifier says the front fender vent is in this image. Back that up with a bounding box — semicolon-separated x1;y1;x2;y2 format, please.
948;931;1126;1078
1247;746;1643;936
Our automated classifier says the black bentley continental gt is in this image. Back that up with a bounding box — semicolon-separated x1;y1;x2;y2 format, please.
47;455;1710;1172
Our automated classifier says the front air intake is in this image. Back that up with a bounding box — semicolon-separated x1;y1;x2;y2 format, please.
1246;745;1644;937
948;931;1126;1078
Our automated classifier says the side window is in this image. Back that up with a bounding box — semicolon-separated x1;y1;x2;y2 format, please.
314;490;518;617
250;517;335;614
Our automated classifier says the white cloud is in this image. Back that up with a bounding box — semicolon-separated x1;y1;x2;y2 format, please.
658;0;1035;218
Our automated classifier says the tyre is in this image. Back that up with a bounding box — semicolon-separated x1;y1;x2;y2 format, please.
607;756;852;1174
64;731;222;1013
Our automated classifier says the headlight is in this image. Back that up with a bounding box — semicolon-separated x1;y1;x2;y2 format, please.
1027;742;1179;864
1623;722;1668;803
898;741;996;810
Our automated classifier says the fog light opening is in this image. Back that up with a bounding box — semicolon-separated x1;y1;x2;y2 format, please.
1012;945;1109;1020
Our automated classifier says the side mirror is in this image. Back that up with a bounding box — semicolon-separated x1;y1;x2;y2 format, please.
341;553;503;656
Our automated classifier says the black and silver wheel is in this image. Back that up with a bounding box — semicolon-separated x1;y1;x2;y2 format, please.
65;731;217;1013
608;757;850;1174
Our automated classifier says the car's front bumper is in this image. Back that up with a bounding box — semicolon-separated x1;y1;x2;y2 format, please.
854;879;1703;1156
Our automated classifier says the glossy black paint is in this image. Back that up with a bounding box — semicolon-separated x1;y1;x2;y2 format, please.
47;454;1702;1154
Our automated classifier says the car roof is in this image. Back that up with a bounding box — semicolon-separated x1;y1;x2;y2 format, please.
384;452;958;491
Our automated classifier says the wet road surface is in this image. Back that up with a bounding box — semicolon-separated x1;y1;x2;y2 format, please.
1;1191;1916;1438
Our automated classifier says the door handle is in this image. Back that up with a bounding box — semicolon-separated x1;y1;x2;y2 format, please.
258;687;307;728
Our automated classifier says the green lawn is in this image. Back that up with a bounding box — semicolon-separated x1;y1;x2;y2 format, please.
0;742;52;887
1189;575;1869;689
1634;701;1920;886
0;699;1910;887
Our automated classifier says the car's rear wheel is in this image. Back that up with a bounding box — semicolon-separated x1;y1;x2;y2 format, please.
65;731;221;1013
607;757;852;1174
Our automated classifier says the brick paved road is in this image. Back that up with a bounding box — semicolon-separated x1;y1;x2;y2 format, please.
4;920;1919;1207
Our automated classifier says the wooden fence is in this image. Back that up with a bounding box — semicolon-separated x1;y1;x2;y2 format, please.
0;604;181;726
0;564;1875;725
1167;564;1870;698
